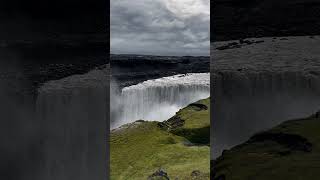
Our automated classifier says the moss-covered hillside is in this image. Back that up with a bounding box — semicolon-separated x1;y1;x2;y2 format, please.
110;98;210;180
212;111;320;180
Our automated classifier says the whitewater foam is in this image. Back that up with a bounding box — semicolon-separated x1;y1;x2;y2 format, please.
112;73;210;128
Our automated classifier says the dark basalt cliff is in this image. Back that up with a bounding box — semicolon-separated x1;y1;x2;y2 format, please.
212;0;320;41
211;36;320;158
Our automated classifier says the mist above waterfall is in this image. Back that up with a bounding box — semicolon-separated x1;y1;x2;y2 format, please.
111;73;210;129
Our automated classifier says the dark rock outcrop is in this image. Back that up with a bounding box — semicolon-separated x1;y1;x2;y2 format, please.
249;132;312;152
161;116;185;130
147;169;170;180
189;103;208;111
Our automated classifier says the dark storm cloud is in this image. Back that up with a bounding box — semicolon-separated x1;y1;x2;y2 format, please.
111;0;210;56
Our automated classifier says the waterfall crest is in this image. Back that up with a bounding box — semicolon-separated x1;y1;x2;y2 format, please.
112;73;210;128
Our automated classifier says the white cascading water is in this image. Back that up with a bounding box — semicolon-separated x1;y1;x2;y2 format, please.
35;68;108;180
112;73;210;129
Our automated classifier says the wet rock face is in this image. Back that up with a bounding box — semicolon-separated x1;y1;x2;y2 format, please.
211;36;320;158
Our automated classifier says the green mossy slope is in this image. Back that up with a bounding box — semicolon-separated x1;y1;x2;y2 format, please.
212;111;320;180
161;98;210;145
111;98;210;180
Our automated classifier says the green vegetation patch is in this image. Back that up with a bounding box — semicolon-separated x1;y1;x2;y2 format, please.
162;98;210;145
111;98;210;180
212;111;320;180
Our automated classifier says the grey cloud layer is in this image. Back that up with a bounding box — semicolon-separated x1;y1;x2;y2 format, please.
111;0;210;56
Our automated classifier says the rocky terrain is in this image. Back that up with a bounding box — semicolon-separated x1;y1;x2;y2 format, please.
211;36;320;158
111;54;209;88
212;111;320;180
212;0;320;41
110;98;210;180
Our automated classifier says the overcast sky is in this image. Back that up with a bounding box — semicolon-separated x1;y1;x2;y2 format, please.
111;0;210;56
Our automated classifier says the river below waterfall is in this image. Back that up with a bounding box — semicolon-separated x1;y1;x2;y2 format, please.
111;73;210;129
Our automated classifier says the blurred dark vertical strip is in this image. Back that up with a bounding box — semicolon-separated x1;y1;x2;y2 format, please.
210;0;214;176
210;0;320;177
0;0;109;179
106;0;110;178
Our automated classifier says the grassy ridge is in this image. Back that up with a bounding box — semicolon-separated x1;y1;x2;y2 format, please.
212;112;320;180
163;98;210;145
111;98;210;180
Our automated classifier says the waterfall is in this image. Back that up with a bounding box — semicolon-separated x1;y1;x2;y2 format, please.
212;70;320;159
35;68;109;180
211;36;320;158
111;73;210;129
